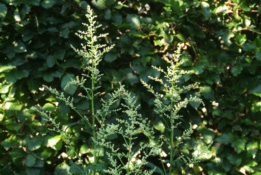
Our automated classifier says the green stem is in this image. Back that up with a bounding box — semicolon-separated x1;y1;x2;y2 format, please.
159;155;168;175
90;32;97;174
169;113;174;174
126;121;134;175
169;79;175;175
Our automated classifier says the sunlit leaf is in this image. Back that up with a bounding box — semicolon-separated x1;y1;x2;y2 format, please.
79;144;91;154
192;141;212;160
231;139;246;154
43;103;55;112
246;141;258;158
26;136;43;151
47;135;63;151
201;2;211;18
153;120;165;133
127;14;140;30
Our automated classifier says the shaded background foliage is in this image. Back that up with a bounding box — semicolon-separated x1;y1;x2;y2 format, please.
0;0;260;174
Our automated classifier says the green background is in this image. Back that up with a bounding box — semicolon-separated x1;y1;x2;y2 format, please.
0;0;260;174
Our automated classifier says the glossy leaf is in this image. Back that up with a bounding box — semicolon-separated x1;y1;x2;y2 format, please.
201;2;211;18
42;103;56;112
153;120;165;133
47;135;63;151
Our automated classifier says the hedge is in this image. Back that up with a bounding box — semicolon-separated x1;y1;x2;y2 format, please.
0;0;260;174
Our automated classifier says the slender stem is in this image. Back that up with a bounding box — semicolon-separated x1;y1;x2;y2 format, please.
159;155;168;175
169;75;175;175
169;105;174;174
90;30;97;174
126;120;134;175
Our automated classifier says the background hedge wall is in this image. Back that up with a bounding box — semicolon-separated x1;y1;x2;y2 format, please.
0;0;260;174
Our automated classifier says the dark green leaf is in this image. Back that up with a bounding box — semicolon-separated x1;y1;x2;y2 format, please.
231;65;243;77
46;55;55;68
104;9;111;20
70;161;85;174
0;3;7;19
40;148;52;160
0;165;13;175
61;73;77;95
26;168;41;175
201;2;211;18
216;133;233;145
242;43;257;51
146;162;165;175
200;128;215;144
34;160;44;168
200;86;215;100
41;0;56;9
43;73;54;82
112;13;122;24
9;149;25;164
26;136;43;151
124;69;139;84
104;53;117;62
26;154;36;167
54;162;71;175
251;85;261;97
127;14;140;30
13;41;27;53
255;51;261;61
92;0;106;9
227;154;242;166
1;135;16;150
232;139;246;154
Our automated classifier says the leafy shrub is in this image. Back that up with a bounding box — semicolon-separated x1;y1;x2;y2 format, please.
35;6;204;174
0;0;260;174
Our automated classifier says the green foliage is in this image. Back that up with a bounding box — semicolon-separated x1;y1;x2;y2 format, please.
142;44;204;174
97;86;160;175
0;0;261;174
